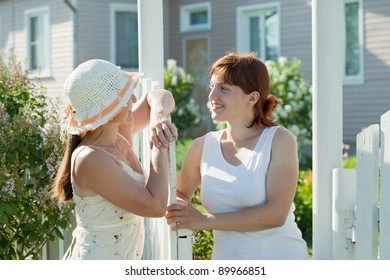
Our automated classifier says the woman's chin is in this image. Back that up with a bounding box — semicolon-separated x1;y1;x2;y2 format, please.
211;113;223;122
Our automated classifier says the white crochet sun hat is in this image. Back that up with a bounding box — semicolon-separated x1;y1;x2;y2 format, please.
63;59;143;135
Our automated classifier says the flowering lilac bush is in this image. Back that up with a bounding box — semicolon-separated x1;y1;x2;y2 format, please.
0;55;72;259
266;57;312;169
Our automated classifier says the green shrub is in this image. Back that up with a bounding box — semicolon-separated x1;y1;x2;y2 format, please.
294;170;313;245
191;188;213;260
192;228;213;260
164;59;201;138
0;55;72;259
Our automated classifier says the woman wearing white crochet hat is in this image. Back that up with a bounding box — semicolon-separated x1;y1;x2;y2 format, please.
51;59;177;260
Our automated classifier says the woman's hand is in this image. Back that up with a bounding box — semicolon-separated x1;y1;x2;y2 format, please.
165;201;207;231
147;89;177;149
149;115;177;149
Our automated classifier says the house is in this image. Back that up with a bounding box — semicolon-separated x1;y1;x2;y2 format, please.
0;0;389;148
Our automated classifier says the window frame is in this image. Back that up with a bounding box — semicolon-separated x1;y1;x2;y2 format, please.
343;0;364;85
236;2;280;62
24;6;51;78
180;2;211;33
110;3;138;71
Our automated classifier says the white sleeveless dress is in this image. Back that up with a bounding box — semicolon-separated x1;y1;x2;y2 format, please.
63;146;145;260
200;126;309;260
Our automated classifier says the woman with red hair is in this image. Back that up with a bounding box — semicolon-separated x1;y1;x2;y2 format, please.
166;52;309;260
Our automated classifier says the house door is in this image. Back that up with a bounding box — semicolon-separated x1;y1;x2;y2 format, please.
184;37;211;137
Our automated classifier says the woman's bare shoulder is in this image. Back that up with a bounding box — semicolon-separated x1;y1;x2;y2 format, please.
73;145;121;174
273;126;297;144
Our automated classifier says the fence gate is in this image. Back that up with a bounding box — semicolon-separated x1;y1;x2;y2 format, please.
139;79;193;260
332;110;390;259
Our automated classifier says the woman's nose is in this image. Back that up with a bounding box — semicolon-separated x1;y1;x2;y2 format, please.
209;87;218;100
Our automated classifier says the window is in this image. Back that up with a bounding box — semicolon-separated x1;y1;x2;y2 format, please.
180;2;211;33
110;4;138;70
344;0;364;84
24;7;50;77
237;3;280;61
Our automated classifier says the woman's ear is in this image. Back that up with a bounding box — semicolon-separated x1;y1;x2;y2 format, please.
249;91;260;105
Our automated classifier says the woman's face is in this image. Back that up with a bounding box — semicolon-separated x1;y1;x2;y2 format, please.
208;75;252;124
115;94;137;124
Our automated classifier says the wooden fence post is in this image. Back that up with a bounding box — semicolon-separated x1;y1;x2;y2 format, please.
168;142;193;260
138;0;169;259
355;124;380;259
312;0;344;259
332;168;356;259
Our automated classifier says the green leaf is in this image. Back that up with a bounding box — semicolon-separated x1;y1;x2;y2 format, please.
54;228;65;240
58;219;69;229
21;223;35;232
0;203;17;216
0;214;8;224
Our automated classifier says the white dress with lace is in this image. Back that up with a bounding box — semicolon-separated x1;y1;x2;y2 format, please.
63;146;145;260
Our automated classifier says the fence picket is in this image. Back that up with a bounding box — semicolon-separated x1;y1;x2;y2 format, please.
168;141;193;260
332;168;356;259
380;111;390;259
354;124;380;259
141;79;173;260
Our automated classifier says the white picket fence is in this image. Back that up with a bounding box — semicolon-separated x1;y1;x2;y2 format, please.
138;78;193;260
332;110;390;259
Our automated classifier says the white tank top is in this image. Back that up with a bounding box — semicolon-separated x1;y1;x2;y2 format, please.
200;126;309;259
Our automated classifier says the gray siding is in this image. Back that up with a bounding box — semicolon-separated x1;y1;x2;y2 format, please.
280;0;312;84
343;0;390;144
76;0;137;64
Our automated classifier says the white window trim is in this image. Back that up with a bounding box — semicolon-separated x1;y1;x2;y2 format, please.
24;6;51;78
109;3;138;71
343;0;364;85
236;2;280;61
180;2;211;33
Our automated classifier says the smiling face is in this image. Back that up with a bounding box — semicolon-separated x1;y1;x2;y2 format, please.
209;75;254;124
